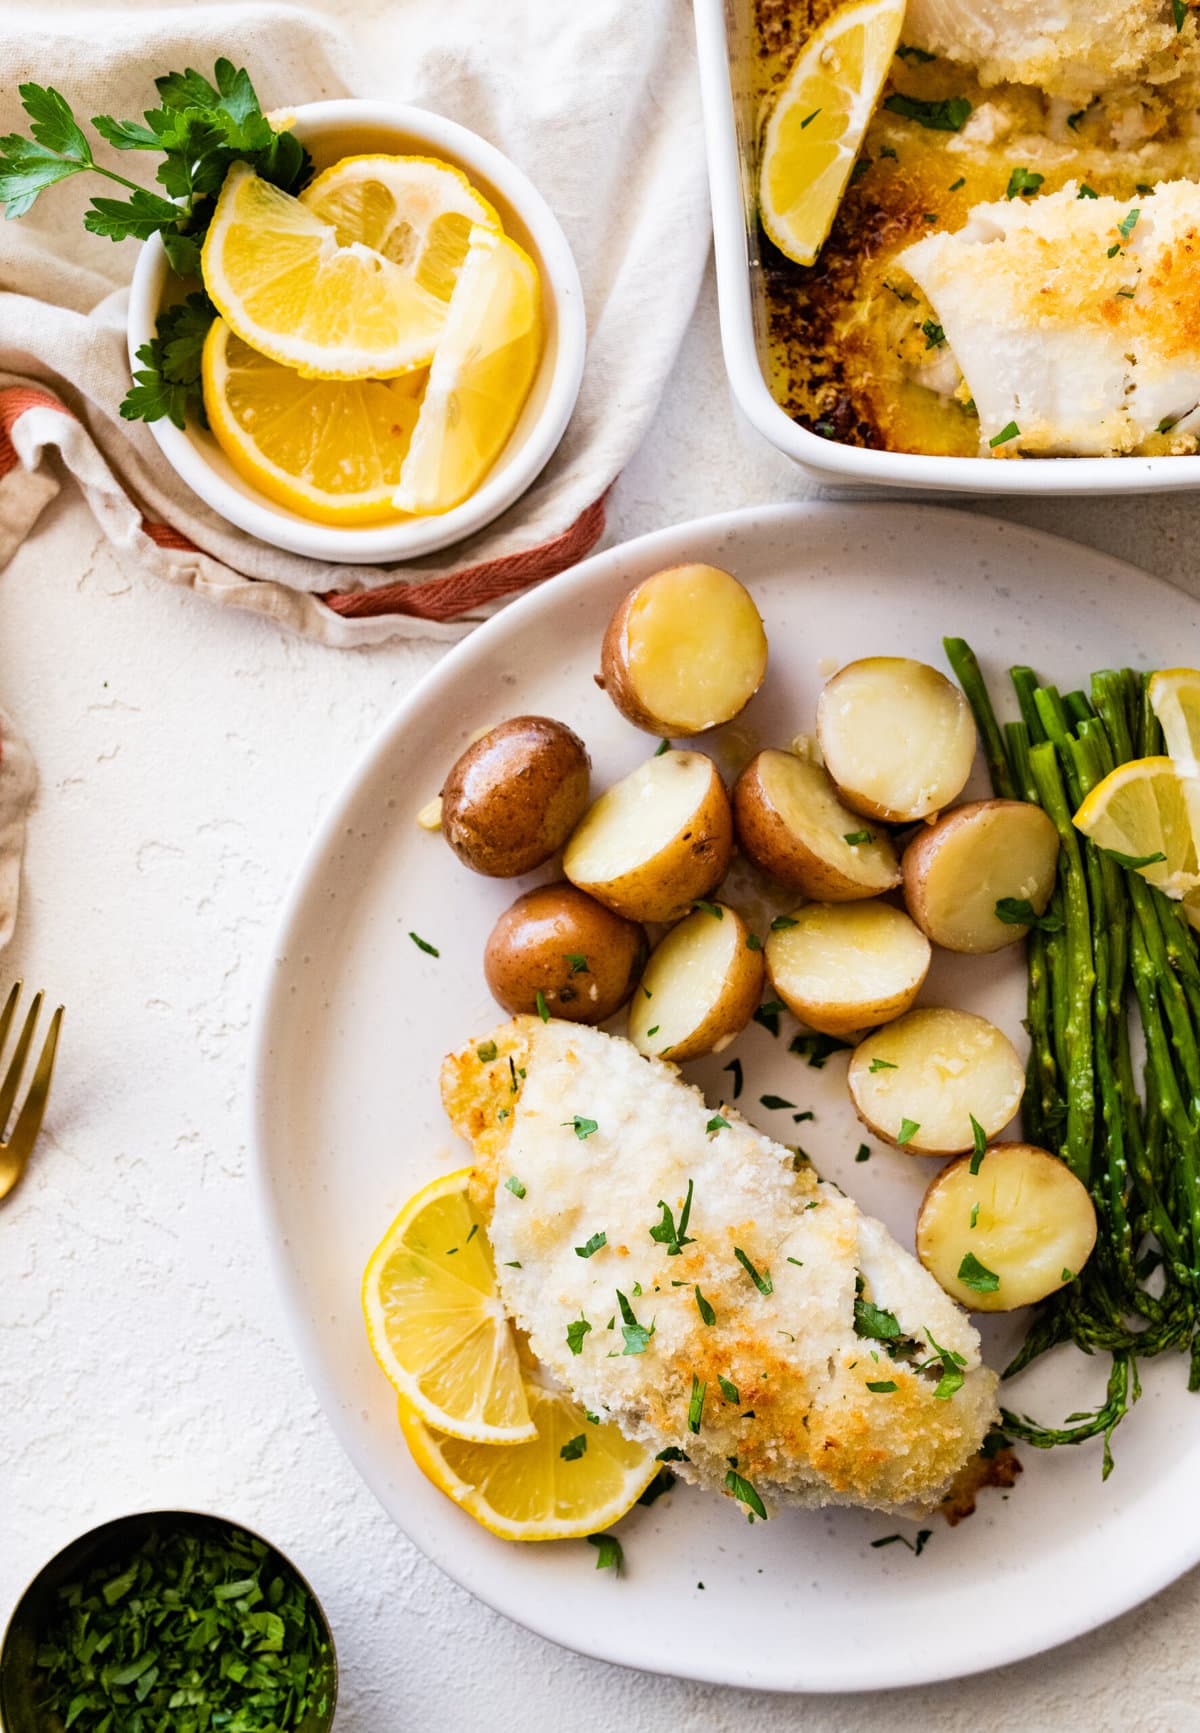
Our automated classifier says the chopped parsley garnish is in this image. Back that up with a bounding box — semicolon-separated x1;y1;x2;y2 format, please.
637;1466;676;1507
789;1032;851;1068
794;1109;814;1124
1118;208;1140;240
576;1232;607;1259
723;1057;744;1098
1107;243;1121;257
957;1251;1000;1293
566;1315;591;1354
1061;1267;1075;1282
1099;845;1167;870
616;1289;655;1355
1077;183;1099;199
989;420;1020;447
896;1118;920;1146
746;932;763;951
787;1256;803;1267
688;1375;706;1434
1174;0;1189;30
655;738;671;756
1006;166;1044;200
476;1040;498;1062
843;828;873;845
855;1143;871;1163
504;1259;522;1268
896;42;936;62
879;143;899;160
563;1115;598;1140
509;1056;520;1093
867;1379;898;1393
650;1178;695;1256
871;1530;932;1554
560;1434;587;1461
565;953;589;974
923;1329;967;1400
535;989;550;1023
706;1114;730;1134
657;1445;690;1462
1115;286;1136;300
882;92;972;132
465;1223;478;1244
995;896;1063;932
854;1299;901;1340
409;930;439;956
733;1246;773;1295
692;899;724;919
1158;415;1180;434
969;1115;987;1175
868;1057;898;1073
1067;106;1089;129
921;320;946;350
587;1533;623;1573
695;1285;716;1325
969;1203;980;1230
948;176;965;192
647;1025;659;1036
800;108;821;129
505;1176;526;1199
718;1374;740;1404
770;914;799;931
724;1469;768;1520
760;1093;795;1110
753;999;786;1036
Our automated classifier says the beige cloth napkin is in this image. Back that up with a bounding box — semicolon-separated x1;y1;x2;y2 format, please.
0;0;710;642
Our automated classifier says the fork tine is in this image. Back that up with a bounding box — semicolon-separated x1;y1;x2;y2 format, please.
0;990;42;1136
3;1004;62;1167
0;980;21;1062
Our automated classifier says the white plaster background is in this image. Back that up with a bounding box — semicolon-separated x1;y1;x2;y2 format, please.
5;11;1200;1729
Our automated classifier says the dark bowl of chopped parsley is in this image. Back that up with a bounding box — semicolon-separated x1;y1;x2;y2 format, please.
0;1510;337;1733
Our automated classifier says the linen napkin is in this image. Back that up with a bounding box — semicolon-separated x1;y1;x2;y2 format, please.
0;705;34;951
0;0;710;642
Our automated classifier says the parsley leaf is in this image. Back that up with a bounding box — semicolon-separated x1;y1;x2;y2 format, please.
650;1178;695;1256
789;1032;852;1068
854;1298;901;1340
753;999;786;1036
994;896;1063;932
733;1246;773;1295
505;1175;526;1199
1006;166;1045;200
476;1040;498;1063
616;1288;655;1355
119;291;215;427
688;1374;706;1434
717;1374;740;1404
759;1094;795;1110
566;1315;592;1355
692;899;724;919
989;420;1020;447
957;1251;1001;1293
921;320;946;350
896;1118;920;1146
723;1057;744;1099
575;1232;607;1259
409;930;439;956
706;1114;730;1134
882;92;972;131
868;1057;897;1073
724;1469;768;1520
867;1379;898;1393
563;1115;598;1140
843;828;873;845
1099;845;1167;870
770;914;799;931
587;1533;623;1573
969;1114;988;1175
560;1434;587;1461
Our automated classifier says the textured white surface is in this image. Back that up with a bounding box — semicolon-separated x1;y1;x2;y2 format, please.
5;260;1200;1730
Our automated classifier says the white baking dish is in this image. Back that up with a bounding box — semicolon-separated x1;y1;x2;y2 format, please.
694;0;1198;496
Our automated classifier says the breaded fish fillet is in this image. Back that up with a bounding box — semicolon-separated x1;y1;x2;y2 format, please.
442;1017;998;1516
903;0;1200;102
896;179;1200;456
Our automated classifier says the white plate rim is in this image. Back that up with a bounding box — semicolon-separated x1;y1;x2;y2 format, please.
249;501;1200;1692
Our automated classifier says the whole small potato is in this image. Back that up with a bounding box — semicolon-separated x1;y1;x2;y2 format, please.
441;716;590;877
484;883;647;1022
600;564;768;735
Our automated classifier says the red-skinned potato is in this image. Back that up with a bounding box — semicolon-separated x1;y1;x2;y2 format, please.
483;884;647;1022
441;716;590;878
599;564;768;735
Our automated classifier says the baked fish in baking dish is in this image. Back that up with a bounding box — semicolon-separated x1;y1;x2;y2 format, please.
442;1015;999;1515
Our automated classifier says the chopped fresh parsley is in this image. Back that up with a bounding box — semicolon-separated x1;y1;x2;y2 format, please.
409;931;439;956
854;1298;901;1341
989;420;1020;447
921;320;946;350
753;999;786;1036
535;989;551;1023
587;1533;623;1573
879;143;899;160
692;899;724;919
563;1115;598;1140
616;1289;655;1355
1118;208;1140;240
655;738;671;756
575;1232;607;1259
1174;0;1189;30
476;1040;498;1063
969;1114;987;1175
896;1118;920;1146
1077;183;1099;199
867;1379;898;1393
793;1109;814;1124
718;1373;740;1404
995;896;1063;932
565;953;589;974
895;42;936;62
871;1529;932;1554
733;1246;773;1295
695;1285;716;1326
760;1094;795;1110
1006;166;1044;200
868;1057;898;1073
650;1178;695;1256
855;1143;871;1163
723;1057;744;1099
800;108;821;129
560;1434;587;1461
688;1375;706;1434
566;1315;591;1354
787;1256;803;1267
843;828;873;845
789;1032;851;1068
770;914;799;931
746;931;763;951
724;1469;768;1520
647;1025;660;1036
923;1329;967;1400
706;1114;730;1134
1099;846;1167;870
969;1203;980;1230
1061;1267;1075;1282
882;92;972;132
957;1251;1000;1293
657;1445;690;1463
505;1176;526;1199
948;176;965;192
637;1466;676;1507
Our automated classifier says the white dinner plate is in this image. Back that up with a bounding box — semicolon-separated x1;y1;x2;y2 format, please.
251;503;1200;1692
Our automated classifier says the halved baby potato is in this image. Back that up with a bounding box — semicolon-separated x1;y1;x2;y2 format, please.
917;1143;1098;1311
903;799;1060;953
483;883;647;1023
563;748;733;922
765;902;931;1038
847;1007;1024;1154
732;749;901;899
600;564;768;735
816;657;977;823
627;902;764;1061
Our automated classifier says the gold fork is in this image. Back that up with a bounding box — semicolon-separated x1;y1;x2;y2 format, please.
0;982;64;1202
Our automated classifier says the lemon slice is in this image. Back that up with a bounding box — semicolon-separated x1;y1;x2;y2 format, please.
300;154;502;303
202;163;447;379
758;0;906;266
201;318;422;525
363;1168;535;1444
1073;756;1200;898
392;224;543;515
398;1385;658;1541
1149;668;1200;773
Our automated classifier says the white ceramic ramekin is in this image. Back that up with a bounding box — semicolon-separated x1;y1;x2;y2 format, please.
127;100;586;563
694;0;1200;497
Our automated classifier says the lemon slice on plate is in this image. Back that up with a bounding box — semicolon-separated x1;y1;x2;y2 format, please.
1149;668;1200;772
1073;756;1200;898
398;1385;658;1541
362;1168;535;1444
202;163;447;379
301;154;502;302
201;318;422;525
393;223;543;515
758;0;906;266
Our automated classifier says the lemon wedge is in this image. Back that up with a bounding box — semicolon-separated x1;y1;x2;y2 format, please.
393;223;543;515
1073;756;1200;898
398;1386;658;1541
300;154;502;303
758;0;906;266
1149;668;1200;773
201;318;422;525
202;163;447;379
363;1168;535;1444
